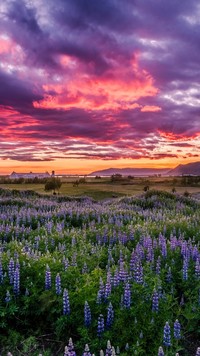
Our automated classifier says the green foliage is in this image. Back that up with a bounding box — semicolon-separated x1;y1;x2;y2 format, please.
110;174;123;182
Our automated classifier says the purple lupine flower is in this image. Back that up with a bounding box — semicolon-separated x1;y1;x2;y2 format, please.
5;290;11;302
63;289;70;315
55;273;62;295
84;301;91;327
45;264;51;290
97;314;104;337
195;258;200;279
64;346;69;356
65;338;76;356
196;347;200;356
134;261;143;284
174;319;181;339
123;282;131;308
105;340;112;355
156;256;161;275
152;289;159;312
182;259;188;281
13;267;20;295
130;250;137;272
8;258;15;284
119;262;128;283
82;344;91;356
163;322;171;346
106;302;114;328
158;346;165;355
192;245;198;260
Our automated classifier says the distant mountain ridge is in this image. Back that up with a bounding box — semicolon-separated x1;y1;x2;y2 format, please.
89;167;169;176
168;161;200;176
89;161;200;176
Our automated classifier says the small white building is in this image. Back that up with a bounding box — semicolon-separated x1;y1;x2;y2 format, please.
10;171;51;179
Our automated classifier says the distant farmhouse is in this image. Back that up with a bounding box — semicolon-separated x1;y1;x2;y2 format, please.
10;171;53;179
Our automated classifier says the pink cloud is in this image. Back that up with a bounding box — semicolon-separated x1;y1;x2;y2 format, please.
33;55;159;111
141;105;161;112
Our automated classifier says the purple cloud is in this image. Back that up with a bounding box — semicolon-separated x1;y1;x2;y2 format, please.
0;0;199;164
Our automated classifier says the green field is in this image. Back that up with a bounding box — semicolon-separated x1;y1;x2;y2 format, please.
1;176;200;200
0;188;199;355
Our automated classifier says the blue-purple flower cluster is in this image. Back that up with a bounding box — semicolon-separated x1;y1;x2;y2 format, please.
0;190;199;354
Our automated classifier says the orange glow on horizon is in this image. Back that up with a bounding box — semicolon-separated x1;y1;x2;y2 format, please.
0;156;199;176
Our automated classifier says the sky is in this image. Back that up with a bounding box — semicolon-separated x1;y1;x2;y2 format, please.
0;0;200;174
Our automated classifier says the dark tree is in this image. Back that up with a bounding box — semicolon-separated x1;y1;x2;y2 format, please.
44;178;62;194
143;185;150;192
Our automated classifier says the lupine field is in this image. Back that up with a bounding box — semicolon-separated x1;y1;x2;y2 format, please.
0;188;200;355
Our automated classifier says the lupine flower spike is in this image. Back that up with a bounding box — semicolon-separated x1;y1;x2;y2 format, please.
163;322;171;347
196;347;200;356
82;344;91;356
106;302;114;328
63;289;70;315
97;314;104;337
158;346;165;355
84;301;91;327
67;337;76;356
174;319;181;339
105;340;112;355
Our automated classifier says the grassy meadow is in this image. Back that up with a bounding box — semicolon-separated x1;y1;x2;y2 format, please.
0;188;199;355
0;176;200;200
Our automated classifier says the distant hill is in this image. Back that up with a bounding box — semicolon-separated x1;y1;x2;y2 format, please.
89;167;169;176
168;161;200;176
89;161;200;176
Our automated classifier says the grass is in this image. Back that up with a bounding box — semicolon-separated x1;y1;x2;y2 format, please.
0;177;200;200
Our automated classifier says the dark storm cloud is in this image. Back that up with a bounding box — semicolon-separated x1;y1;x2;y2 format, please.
0;70;43;109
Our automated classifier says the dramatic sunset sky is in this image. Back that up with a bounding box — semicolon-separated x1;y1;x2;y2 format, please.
0;0;200;174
